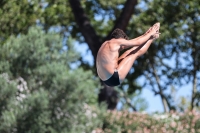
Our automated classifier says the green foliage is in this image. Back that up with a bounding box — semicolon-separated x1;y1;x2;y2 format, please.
0;0;147;111
0;27;102;132
126;0;200;111
0;0;127;42
0;74;17;132
0;0;43;42
41;0;73;30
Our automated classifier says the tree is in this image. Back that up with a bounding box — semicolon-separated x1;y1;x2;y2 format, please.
0;0;141;110
0;27;102;132
2;0;199;112
0;0;43;43
69;0;141;110
128;0;200;111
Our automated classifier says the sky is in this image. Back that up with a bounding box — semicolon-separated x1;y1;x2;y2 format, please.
75;42;192;113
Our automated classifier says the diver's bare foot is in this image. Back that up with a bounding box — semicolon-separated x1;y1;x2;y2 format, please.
149;22;160;36
145;27;152;35
152;32;160;40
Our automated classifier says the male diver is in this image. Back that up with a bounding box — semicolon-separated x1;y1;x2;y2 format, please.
96;23;160;86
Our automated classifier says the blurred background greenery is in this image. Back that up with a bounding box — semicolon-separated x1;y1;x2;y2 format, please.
0;0;200;132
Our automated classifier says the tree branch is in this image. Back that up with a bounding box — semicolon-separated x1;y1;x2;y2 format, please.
148;59;171;112
69;0;101;58
69;0;138;58
69;0;138;110
105;0;138;41
121;89;137;111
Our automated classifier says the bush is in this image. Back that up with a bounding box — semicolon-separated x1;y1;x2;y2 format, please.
94;110;200;133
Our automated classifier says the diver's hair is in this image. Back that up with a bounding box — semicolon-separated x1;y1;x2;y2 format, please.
110;28;129;40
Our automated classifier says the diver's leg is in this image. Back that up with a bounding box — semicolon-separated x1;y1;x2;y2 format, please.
117;35;159;82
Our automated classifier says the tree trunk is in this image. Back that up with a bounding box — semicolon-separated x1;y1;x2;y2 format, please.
69;0;101;58
191;74;197;110
98;85;118;110
191;44;197;110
